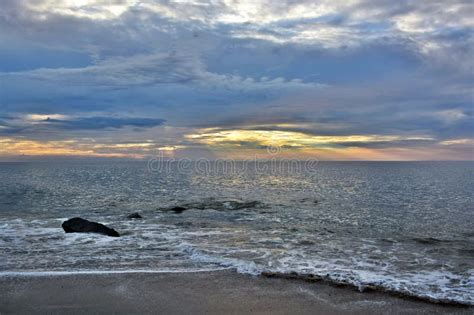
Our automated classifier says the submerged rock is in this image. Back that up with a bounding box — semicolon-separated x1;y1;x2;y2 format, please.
300;198;319;204
156;206;187;213
298;240;316;246
62;217;120;237
127;212;142;219
171;206;187;213
158;199;266;214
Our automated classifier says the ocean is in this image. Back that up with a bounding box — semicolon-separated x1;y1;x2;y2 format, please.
0;161;473;305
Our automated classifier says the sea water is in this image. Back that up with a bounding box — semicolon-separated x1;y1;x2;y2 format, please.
0;161;473;304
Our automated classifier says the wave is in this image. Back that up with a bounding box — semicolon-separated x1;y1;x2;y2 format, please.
260;271;472;307
411;237;454;245
2;207;473;306
179;244;474;306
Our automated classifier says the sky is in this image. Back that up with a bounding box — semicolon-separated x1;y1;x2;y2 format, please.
0;0;473;161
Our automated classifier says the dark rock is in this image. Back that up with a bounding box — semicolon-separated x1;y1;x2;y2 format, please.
171;206;187;213
175;222;193;227
300;198;318;204
62;217;120;237
157;206;187;213
298;240;315;246
412;237;444;245
127;212;142;219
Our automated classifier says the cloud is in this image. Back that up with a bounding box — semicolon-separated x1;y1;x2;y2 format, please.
0;115;166;137
3;50;321;91
3;54;205;87
3;1;472;55
42;116;166;130
0;137;180;159
439;138;474;146
433;109;468;125
0;0;472;160
184;128;435;149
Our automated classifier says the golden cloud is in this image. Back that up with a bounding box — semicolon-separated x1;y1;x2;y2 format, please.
185;129;433;148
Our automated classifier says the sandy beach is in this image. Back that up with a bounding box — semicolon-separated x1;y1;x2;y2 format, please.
0;270;470;314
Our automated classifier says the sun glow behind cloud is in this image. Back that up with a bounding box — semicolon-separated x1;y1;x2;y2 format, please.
185;129;433;148
25;114;70;121
0;138;176;159
0;129;471;160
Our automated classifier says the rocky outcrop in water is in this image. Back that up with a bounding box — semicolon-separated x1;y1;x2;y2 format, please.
158;199;266;213
62;217;120;237
127;212;142;219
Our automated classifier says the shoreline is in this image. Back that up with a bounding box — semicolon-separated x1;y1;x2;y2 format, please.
1;268;471;307
0;268;230;277
1;270;471;314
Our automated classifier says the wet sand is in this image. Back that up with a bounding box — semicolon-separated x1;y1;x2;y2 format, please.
0;270;471;314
